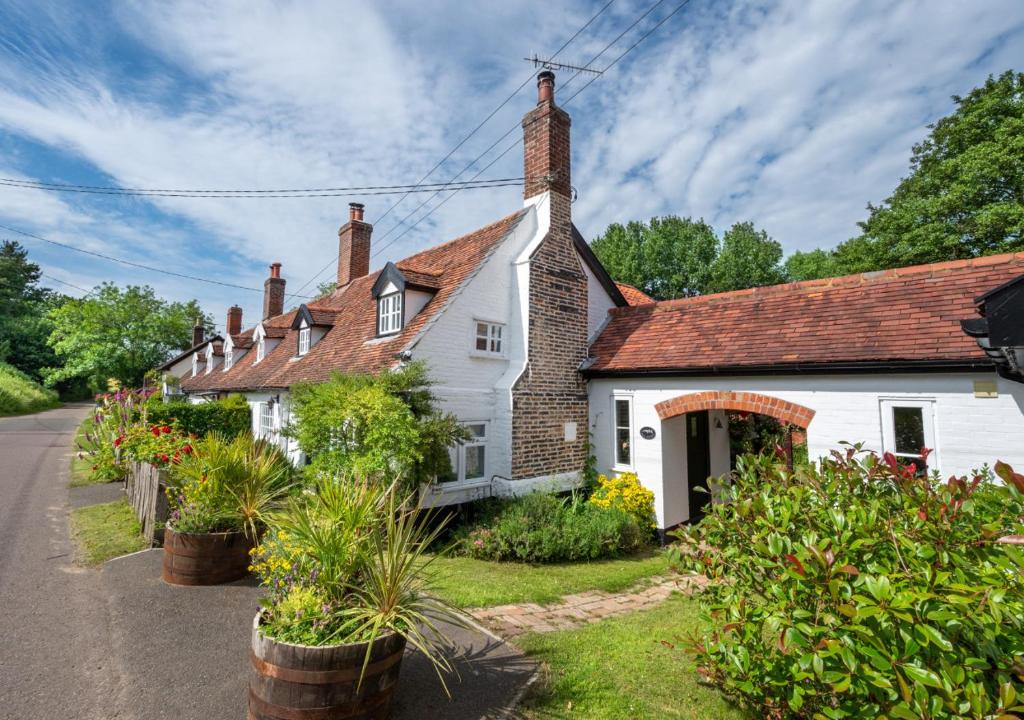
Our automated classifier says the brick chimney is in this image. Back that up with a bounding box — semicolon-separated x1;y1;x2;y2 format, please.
263;262;285;320
337;202;372;287
191;318;205;346
523;70;571;202
226;305;243;336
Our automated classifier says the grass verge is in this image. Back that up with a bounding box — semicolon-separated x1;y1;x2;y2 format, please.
427;550;671;608
0;361;59;416
518;592;743;720
70;498;147;565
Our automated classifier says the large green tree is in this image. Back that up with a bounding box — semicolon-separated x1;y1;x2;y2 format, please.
707;222;787;293
591;216;786;299
789;70;1024;280
47;283;208;391
0;241;62;381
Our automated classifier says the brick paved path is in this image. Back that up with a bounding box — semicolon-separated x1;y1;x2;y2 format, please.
470;574;706;638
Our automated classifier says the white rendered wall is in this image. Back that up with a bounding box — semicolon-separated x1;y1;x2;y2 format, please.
589;372;1024;528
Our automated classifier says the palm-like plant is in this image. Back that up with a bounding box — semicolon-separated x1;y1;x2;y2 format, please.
169;433;296;539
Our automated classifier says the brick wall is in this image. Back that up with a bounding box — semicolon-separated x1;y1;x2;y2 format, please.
338;219;372;287
263;277;285;320
511;73;589;479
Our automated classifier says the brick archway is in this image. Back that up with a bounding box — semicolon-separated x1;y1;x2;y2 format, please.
655;391;815;428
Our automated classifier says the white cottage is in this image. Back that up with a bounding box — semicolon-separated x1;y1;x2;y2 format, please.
175;71;1024;530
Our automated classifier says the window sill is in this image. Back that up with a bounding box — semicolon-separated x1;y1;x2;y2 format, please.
469;350;507;360
425;477;491;493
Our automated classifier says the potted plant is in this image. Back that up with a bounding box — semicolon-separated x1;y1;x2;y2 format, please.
247;477;462;719
163;433;295;586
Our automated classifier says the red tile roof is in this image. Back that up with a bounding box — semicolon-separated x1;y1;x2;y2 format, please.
615;282;654;306
182;209;527;393
587;253;1024;375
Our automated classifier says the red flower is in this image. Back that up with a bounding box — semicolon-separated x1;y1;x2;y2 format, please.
114;436;123;447
151;426;161;437
182;444;193;455
161;425;172;435
160;453;170;463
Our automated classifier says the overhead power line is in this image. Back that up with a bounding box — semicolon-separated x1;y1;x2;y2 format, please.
286;0;617;298
0;223;312;298
41;272;94;297
0;176;528;199
366;0;685;262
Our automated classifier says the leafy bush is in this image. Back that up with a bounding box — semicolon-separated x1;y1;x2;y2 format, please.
463;491;649;563
250;478;463;690
167;433;296;538
589;472;657;530
672;447;1024;719
0;361;59;415
146;393;251;438
289;362;463;488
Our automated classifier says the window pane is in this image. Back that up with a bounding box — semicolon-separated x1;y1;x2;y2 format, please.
475;336;488;351
465;445;485;480
476;322;488;337
466;423;486;439
616;428;631;465
615;399;630;429
893;407;925;455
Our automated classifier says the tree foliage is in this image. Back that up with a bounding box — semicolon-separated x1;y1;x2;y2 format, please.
288;361;463;488
0;241;63;381
46;283;208;392
591;216;785;300
789;70;1024;280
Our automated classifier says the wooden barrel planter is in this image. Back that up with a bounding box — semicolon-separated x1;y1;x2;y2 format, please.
248;612;407;720
161;527;254;586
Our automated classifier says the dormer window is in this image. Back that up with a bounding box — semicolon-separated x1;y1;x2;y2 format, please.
191;353;199;377
256;338;265;363
224;348;233;370
378;292;403;335
298;325;311;356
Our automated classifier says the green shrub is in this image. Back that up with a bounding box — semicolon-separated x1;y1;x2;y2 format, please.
672;447;1024;719
464;492;648;563
146;393;250;438
0;361;59;415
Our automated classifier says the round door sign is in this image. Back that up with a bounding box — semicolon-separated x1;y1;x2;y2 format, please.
639;426;656;440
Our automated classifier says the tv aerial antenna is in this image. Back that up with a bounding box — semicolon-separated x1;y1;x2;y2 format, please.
523;53;604;76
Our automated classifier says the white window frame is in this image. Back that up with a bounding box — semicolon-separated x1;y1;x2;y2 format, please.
612;395;634;470
471;319;506;358
297;324;311;356
224;348;233;371
879;398;937;474
446;421;488;483
191;353;199;377
259;402;275;440
255;338;265;363
378;292;403;335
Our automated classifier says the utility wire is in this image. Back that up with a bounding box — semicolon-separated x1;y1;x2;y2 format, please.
0;176;528;198
0;223;313;297
286;0;617;298
367;0;681;262
41;272;94;297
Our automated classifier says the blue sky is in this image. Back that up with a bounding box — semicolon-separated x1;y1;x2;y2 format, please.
0;0;1022;331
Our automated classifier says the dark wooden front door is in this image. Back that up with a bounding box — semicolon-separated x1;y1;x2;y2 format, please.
686;411;711;523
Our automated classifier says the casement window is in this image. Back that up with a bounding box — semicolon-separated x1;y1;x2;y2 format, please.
378;292;403;335
297;326;311;356
613;396;633;468
445;422;487;483
259;402;275;440
255;338;265;363
880;399;936;475
472;320;505;357
224;349;233;370
191;353;199;377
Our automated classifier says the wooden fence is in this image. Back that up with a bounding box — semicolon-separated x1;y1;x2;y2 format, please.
125;461;169;546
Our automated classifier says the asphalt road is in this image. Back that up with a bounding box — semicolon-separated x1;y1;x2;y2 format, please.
0;404;535;719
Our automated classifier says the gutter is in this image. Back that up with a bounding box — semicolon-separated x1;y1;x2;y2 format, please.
583;358;995;378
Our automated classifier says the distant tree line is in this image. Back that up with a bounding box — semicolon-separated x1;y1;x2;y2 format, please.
592;70;1023;300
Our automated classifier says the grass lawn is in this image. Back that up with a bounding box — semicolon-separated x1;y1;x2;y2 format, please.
69;415;103;487
427;551;671;608
518;592;744;720
70;498;147;565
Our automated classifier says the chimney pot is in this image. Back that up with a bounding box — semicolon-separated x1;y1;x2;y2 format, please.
269;262;282;279
537;70;555;104
349;202;365;222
